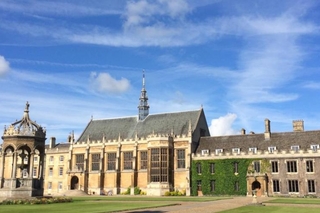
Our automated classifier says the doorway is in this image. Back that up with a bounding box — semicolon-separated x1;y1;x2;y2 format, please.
70;176;79;190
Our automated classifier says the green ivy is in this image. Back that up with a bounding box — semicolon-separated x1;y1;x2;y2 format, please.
191;159;254;196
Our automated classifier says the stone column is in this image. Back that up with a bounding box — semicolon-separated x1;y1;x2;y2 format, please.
12;151;18;178
29;152;34;178
0;152;5;187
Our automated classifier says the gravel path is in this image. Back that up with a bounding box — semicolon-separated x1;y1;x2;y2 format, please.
121;196;273;213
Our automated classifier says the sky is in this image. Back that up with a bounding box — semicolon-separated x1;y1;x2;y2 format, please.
0;0;320;143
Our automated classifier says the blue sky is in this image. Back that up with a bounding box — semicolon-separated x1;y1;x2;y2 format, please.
0;0;320;143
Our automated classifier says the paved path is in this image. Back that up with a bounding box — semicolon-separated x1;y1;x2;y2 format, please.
121;196;273;213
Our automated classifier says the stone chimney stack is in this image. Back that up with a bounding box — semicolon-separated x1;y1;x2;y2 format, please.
264;119;271;140
241;128;246;135
49;137;56;149
293;120;304;132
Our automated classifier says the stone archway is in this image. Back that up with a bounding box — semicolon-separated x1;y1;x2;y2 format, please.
252;180;261;196
70;176;79;190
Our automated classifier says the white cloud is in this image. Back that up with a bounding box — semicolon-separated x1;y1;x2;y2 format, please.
0;0;121;17
90;72;130;94
303;81;320;90
0;55;10;76
124;0;190;28
209;113;238;136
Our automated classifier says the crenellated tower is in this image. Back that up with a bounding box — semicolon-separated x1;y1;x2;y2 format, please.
138;71;149;120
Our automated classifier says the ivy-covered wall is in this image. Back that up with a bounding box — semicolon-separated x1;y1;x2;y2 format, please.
191;159;254;196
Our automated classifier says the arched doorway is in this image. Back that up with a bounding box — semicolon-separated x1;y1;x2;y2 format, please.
252;180;261;196
70;176;79;190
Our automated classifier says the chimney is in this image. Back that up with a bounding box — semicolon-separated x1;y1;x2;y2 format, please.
49;137;56;149
241;128;246;135
293;120;304;132
264;119;271;140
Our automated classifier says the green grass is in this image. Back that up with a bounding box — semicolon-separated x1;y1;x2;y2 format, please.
266;198;320;205
72;195;229;202
0;196;230;213
219;205;320;213
219;197;320;213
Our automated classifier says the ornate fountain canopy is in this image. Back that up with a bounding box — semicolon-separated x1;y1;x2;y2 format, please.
3;102;46;138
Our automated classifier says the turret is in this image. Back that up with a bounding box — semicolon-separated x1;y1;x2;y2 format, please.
138;71;149;120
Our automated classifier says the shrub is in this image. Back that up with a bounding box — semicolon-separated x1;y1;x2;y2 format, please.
0;197;72;205
164;189;186;196
134;187;141;195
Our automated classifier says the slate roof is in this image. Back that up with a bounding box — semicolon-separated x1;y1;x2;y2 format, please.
77;109;204;142
45;143;70;150
196;130;320;154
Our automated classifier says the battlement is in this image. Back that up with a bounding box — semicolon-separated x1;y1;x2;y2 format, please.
192;148;320;160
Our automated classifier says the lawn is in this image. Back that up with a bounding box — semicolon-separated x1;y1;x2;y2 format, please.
0;196;229;213
266;198;320;205
219;197;320;213
219;205;320;213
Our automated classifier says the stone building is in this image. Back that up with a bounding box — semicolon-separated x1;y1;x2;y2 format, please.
43;74;210;196
193;119;320;197
0;102;46;198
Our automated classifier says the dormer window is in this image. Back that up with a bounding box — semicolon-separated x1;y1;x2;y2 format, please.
232;148;240;154
268;146;276;153
249;147;257;154
311;144;319;152
215;149;223;155
201;149;209;155
291;145;300;153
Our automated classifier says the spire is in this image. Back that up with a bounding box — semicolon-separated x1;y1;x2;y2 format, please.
138;70;149;120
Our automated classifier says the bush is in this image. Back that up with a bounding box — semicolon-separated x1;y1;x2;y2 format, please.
0;197;73;205
134;187;141;195
121;187;131;195
164;189;186;196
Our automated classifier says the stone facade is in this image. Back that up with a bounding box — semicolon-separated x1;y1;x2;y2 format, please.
0;102;46;198
194;119;320;197
43;108;209;196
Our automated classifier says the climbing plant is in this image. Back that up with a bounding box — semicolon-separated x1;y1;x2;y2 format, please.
191;159;255;196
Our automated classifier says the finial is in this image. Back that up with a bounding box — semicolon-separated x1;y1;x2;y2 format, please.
25;101;30;112
142;70;145;88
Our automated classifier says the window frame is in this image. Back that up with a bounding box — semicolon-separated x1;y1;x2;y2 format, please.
196;162;202;174
291;145;300;153
287;160;298;173
273;179;280;193
123;151;133;170
307;180;316;193
271;161;279;173
210;180;215;192
234;181;239;191
234;162;239;173
249;147;257;154
91;153;100;171
59;167;63;176
177;149;186;169
288;180;299;193
107;152;116;171
268;146;276;153
253;161;260;173
310;144;319;152
140;151;148;170
232;148;240;154
75;154;84;171
33;166;37;177
306;160;314;173
210;163;215;174
215;149;223;155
